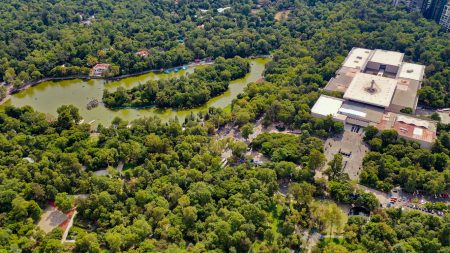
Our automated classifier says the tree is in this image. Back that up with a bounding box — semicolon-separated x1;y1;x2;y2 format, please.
105;232;122;252
288;182;316;206
369;138;383;151
0;85;6;101
325;154;346;181
325;203;346;237
431;112;441;121
75;233;101;253
56;105;82;130
441;223;450;246
256;39;270;54
31;70;43;80
240;123;254;139
86;55;98;66
308;149;326;171
323;243;349;253
235;110;251;126
17;71;30;84
264;229;275;244
182;206;197;227
55;192;74;212
42;239;64;253
355;192;380;211
380;130;398;146
187;182;211;205
363;126;379;142
108;65;120;77
11;196;29;220
434;153;449;171
400;107;413;114
229;140;247;158
4;68;16;84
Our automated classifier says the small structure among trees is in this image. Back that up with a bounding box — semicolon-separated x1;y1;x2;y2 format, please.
135;49;150;57
91;64;110;77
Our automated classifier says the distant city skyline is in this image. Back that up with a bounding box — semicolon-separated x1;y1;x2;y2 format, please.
393;0;450;31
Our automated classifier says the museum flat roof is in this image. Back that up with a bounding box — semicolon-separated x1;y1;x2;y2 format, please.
369;49;404;67
339;101;385;123
398;62;425;81
343;73;397;108
323;66;359;93
390;78;420;109
342;48;372;69
311;95;344;117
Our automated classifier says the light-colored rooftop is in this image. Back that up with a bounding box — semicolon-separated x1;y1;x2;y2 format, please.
393;116;436;143
323;66;359;93
217;7;231;13
342;48;372;69
376;112;437;145
311;95;344;117
396;114;430;129
369;49;404;67
390;78;420;110
339;101;385;123
398;62;425;81
343;73;397;108
93;63;110;70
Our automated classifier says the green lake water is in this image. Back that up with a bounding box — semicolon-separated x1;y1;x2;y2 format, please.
3;58;269;126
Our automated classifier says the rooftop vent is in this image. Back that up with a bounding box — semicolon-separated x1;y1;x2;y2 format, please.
365;80;378;94
356;56;363;59
354;60;359;63
407;69;414;73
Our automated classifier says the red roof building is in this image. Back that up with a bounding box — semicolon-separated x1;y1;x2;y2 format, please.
376;112;437;148
92;64;110;76
135;50;150;57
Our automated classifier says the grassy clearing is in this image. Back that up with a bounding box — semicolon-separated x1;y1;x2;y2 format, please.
274;10;291;21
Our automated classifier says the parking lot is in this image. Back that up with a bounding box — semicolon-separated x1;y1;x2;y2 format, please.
323;125;369;180
384;187;448;216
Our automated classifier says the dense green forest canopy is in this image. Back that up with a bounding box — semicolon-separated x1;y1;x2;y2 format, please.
359;126;450;195
0;0;279;88
102;56;250;108
0;104;334;252
316;209;450;252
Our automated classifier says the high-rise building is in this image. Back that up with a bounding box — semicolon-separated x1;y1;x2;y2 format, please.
393;0;426;12
439;1;450;30
424;0;447;21
394;0;450;31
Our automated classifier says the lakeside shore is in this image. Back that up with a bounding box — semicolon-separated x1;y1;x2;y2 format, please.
0;55;271;107
0;62;201;106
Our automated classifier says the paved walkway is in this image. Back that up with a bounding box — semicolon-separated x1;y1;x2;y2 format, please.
61;211;78;243
304;231;321;253
117;162;124;174
357;184;389;207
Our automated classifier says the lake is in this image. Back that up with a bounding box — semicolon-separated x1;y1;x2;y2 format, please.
3;58;269;126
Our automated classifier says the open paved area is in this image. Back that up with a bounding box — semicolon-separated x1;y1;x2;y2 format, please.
357;184;389;207
37;205;68;233
323;125;369;180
